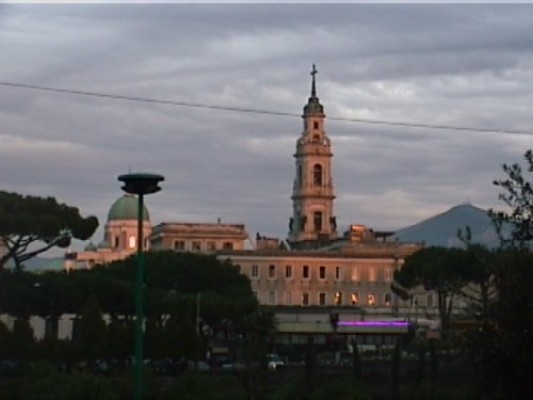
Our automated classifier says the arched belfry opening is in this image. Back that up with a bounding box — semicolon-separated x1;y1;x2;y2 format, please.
313;164;323;186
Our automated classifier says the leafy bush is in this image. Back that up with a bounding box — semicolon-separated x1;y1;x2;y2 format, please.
402;383;479;400
161;372;248;400
17;362;119;400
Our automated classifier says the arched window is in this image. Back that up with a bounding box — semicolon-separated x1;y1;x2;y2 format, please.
268;264;276;279
314;211;323;231
313;164;322;185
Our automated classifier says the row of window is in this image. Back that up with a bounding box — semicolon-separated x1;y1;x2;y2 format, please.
250;264;394;282
173;240;234;252
256;291;436;308
256;290;394;307
110;235;149;250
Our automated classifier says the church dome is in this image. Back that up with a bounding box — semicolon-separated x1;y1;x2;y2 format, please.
84;242;97;252
107;194;150;222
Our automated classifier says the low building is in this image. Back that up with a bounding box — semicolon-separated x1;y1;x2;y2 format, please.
219;242;420;310
150;221;249;253
215;226;436;345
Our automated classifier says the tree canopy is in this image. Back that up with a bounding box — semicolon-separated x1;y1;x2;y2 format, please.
490;149;533;248
393;246;475;332
0;250;259;320
104;251;262;341
0;250;268;366
472;149;533;398
0;190;98;270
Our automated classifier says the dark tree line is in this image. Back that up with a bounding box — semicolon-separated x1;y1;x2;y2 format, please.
393;149;533;400
0;251;272;374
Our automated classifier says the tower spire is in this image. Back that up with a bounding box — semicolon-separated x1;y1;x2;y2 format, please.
304;63;324;116
310;63;318;98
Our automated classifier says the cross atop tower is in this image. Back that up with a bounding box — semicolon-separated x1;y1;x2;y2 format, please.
310;63;317;97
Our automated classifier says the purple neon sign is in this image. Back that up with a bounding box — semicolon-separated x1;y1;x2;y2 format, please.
338;321;409;328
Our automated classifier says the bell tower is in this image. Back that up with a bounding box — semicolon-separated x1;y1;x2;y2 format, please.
288;65;338;248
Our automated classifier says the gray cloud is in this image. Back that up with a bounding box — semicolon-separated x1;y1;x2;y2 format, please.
1;4;533;251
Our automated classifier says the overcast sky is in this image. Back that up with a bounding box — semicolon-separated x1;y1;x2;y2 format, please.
1;3;532;251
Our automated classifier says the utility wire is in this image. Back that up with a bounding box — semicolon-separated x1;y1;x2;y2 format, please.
1;80;531;136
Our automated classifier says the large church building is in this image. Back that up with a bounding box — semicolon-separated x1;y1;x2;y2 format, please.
214;67;432;334
65;67;438;341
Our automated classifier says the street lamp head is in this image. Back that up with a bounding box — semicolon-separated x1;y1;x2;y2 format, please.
118;173;165;195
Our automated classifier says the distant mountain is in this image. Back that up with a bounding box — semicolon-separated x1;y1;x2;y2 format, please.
2;204;505;272
394;204;501;248
3;256;65;272
25;257;65;271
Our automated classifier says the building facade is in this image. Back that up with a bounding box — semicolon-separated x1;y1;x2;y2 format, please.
150;222;249;253
217;228;435;345
65;198;250;270
219;245;417;311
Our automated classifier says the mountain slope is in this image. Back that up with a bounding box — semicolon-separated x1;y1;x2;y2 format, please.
394;204;500;248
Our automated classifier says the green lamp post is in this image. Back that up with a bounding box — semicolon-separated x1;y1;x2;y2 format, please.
118;173;164;400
